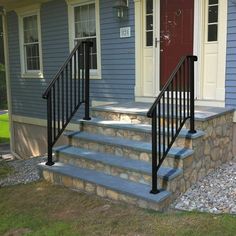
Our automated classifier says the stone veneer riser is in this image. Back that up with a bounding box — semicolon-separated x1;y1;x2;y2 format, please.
91;110;191;127
56;152;183;193
69;137;193;170
42;170;172;211
181;112;234;191
82;123;194;149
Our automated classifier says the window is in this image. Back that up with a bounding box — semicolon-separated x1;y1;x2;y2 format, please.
18;8;43;78
67;0;101;78
74;3;97;69
207;0;218;42
145;0;153;47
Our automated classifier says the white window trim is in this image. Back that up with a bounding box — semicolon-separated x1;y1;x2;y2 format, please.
67;0;101;79
17;5;44;79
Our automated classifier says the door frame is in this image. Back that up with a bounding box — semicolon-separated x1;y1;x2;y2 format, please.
134;0;204;102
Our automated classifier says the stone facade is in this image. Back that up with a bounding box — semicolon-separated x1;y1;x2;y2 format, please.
41;170;171;211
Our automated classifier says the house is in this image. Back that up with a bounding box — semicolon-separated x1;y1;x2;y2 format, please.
0;0;235;210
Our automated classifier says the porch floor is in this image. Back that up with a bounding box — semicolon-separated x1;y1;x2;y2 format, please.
92;102;234;121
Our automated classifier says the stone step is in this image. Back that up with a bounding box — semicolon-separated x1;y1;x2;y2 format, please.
80;118;204;148
67;132;194;169
38;162;172;211
54;145;183;192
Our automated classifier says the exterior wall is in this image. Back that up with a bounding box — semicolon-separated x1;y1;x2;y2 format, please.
91;0;135;102
7;0;135;121
226;1;236;107
13;121;68;158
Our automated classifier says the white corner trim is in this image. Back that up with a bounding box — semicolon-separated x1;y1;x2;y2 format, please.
134;0;143;97
2;13;14;155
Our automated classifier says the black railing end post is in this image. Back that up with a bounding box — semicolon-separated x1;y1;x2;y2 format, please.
188;128;197;134
150;189;160;194
46;159;54;166
83;115;91;121
188;55;197;134
83;41;91;121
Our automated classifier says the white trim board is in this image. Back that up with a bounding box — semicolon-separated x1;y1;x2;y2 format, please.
12;115;81;131
2;12;14;155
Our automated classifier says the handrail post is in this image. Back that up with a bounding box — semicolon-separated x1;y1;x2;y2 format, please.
188;56;197;134
46;92;54;166
150;107;159;194
83;41;93;121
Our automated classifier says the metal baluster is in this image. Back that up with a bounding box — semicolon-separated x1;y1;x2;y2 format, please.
53;84;56;141
175;76;178;131
183;60;186;120
66;65;69;121
158;103;161;164
78;49;81;105
57;79;60;134
163;96;165;155
179;69;182;124
70;58;73;113
82;44;85;103
46;91;54;166
61;72;64;126
167;87;170;145
74;52;77;109
150;107;159;194
171;81;174;139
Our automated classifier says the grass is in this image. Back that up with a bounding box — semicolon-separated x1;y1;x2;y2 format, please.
0;181;235;236
0;161;14;179
0;113;10;143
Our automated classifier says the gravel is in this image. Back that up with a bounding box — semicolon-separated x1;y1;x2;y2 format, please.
1;156;236;215
172;160;236;214
0;157;46;187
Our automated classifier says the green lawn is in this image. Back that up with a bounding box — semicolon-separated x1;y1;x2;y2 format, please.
0;181;235;236
0;113;10;143
0;161;13;178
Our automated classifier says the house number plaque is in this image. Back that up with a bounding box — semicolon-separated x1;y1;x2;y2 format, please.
120;27;131;38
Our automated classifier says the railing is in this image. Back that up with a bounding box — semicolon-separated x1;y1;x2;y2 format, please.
42;41;93;166
147;55;198;194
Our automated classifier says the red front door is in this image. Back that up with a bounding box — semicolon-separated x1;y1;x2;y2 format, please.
160;0;194;88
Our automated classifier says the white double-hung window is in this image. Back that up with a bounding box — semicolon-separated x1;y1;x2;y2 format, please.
67;0;101;79
18;7;43;78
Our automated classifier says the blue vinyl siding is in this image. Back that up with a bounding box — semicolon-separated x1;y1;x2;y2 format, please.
7;0;135;120
8;0;69;119
226;1;236;107
91;0;135;102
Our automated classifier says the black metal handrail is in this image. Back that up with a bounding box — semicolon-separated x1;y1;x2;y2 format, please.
42;41;93;166
147;55;198;194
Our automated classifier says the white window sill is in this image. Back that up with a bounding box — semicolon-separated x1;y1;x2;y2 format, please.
21;72;44;79
90;75;101;80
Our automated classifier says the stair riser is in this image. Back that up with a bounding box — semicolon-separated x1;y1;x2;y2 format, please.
82;124;193;149
92;110;190;128
56;152;181;192
41;169;171;211
69;137;193;170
